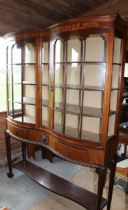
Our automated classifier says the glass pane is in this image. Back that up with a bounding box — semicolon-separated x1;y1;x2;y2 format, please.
42;106;49;127
55;40;64;62
84;64;106;88
7;45;12;65
112;65;120;89
84;91;102;109
54;88;63;109
67;39;81;62
25;43;35;63
108;115;116;137
67;63;81;86
24;65;35;84
82;117;101;142
54;111;63;133
13;65;22;83
23;104;35;124
42;64;49;84
8;82;12;100
66;89;80;113
8;66;12;83
110;90;118;111
55;64;64;86
42;86;49;105
42;42;49;63
13;103;22;122
65;114;79;138
13;84;22;101
24;85;35;99
113;38;122;63
12;45;21;64
85;37;104;62
8;100;12;117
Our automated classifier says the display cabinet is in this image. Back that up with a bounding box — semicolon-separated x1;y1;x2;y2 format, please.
5;14;126;210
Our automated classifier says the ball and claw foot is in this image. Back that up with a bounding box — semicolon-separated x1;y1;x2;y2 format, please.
7;172;14;178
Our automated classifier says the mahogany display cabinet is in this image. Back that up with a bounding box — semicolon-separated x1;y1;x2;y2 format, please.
5;13;126;210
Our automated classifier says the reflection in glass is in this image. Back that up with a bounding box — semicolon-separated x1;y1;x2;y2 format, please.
55;64;63;86
85;37;104;62
82;117;101;142
13;84;22;102
42;42;49;63
24;85;35;100
55;40;64;62
67;39;81;62
42;86;49;103
25;43;35;63
13;45;21;64
13;65;22;83
66;89;80;112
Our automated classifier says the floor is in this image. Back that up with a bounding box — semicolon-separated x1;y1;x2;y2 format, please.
0;146;127;210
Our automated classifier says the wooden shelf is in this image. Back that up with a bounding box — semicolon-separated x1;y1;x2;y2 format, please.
13;160;107;210
54;103;116;118
7;63;36;66
14;116;35;124
13;97;35;105
23;81;36;85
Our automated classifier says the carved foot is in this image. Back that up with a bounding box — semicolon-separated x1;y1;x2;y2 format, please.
7;172;14;178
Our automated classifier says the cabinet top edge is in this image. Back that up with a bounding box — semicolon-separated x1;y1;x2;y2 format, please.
4;13;126;40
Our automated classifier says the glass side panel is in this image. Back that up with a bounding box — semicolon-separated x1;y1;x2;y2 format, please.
65;114;79;138
54;87;63;109
23;65;35;84
42;64;49;84
108;115;116;137
13;84;22;102
25;43;35;63
12;45;21;64
54;110;63;133
112;64;120;89
8;81;12;100
55;40;64;62
55;64;64;86
66;89;80;113
85;37;104;62
24;84;35;100
42;42;49;63
67;39;81;62
23;104;35;124
13;103;22;121
110;90;118;111
84;64;106;88
42;106;49;127
83;91;102;109
8;65;12;83
8;100;12;117
67;63;81;86
42;86;49;106
82;117;101;142
113;38;122;64
13;65;22;84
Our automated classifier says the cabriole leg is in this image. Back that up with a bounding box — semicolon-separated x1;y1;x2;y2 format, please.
4;130;13;178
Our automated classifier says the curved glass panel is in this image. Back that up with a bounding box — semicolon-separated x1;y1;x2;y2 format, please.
67;39;81;62
25;43;35;63
85;37;105;62
55;40;64;63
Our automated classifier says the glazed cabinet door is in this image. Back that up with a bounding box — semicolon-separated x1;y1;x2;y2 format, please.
6;39;36;125
53;35;108;143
